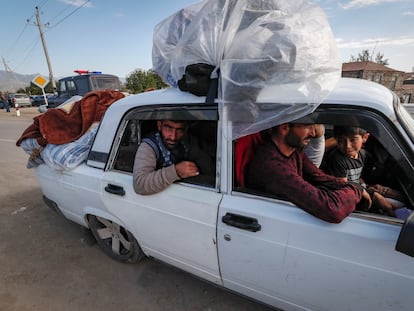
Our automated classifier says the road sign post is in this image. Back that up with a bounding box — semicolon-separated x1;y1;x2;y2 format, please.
32;75;50;106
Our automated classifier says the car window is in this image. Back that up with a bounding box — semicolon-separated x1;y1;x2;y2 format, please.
58;80;67;94
90;75;120;90
232;107;414;222
111;105;219;189
73;77;89;94
67;80;77;92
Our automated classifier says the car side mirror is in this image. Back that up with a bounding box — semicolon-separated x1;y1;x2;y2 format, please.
396;211;414;257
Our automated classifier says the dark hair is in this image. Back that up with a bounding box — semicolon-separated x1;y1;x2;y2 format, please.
159;120;190;130
334;126;367;137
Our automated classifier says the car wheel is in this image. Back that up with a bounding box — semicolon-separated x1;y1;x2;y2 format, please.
88;215;145;263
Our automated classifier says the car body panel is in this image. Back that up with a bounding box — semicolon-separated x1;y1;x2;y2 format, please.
36;162;223;284
100;170;223;284
218;193;413;311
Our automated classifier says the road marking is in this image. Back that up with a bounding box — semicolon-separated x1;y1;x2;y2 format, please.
0;138;17;143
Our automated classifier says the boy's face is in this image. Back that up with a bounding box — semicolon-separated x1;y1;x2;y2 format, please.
336;134;367;159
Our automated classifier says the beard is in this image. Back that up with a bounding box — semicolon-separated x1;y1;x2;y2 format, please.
285;130;311;149
163;138;178;150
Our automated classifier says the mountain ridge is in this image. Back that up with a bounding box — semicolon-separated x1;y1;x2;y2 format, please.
0;70;41;92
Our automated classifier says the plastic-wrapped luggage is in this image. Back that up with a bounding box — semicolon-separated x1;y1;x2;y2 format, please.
152;0;341;138
20;124;99;170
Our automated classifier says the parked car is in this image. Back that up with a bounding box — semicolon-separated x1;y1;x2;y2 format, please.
8;93;31;107
32;78;414;311
31;94;54;106
38;70;121;110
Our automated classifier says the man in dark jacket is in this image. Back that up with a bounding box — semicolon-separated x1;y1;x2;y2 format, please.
246;123;371;223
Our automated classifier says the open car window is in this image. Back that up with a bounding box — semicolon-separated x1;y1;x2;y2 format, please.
232;106;414;222
110;105;219;189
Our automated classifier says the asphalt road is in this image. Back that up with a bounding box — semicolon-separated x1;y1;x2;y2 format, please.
0;107;274;311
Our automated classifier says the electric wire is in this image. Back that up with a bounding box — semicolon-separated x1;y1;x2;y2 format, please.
4;0;90;74
47;3;73;25
13;37;42;72
46;0;91;31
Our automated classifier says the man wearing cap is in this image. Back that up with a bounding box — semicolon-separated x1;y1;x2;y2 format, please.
245;123;372;223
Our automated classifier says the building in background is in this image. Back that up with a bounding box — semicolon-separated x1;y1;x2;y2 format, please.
342;61;414;103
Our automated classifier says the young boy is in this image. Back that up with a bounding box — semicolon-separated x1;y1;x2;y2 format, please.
323;126;409;219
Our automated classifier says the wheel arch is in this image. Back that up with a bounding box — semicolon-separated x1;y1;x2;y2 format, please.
83;206;147;256
83;207;126;229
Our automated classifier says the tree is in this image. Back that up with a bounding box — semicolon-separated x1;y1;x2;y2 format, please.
125;69;168;94
16;81;56;95
374;52;389;66
350;49;389;66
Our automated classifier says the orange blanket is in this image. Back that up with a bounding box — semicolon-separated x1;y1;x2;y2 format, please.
16;90;125;147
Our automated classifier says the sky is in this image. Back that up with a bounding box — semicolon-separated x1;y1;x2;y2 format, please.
1;0;413;80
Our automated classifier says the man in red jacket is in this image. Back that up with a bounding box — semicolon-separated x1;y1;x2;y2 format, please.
246;123;371;223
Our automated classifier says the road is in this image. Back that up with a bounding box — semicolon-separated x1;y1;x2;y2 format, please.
0;107;274;311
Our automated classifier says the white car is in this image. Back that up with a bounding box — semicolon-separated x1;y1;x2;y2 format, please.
34;78;414;311
8;93;31;107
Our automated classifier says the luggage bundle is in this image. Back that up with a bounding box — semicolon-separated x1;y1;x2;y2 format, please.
17;91;125;170
152;0;341;138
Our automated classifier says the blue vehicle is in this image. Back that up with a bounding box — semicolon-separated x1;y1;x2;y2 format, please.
39;70;121;109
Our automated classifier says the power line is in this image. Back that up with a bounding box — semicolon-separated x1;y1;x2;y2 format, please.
4;22;30;57
3;1;48;66
13;37;41;72
46;0;91;31
3;0;90;77
47;2;73;25
37;0;50;10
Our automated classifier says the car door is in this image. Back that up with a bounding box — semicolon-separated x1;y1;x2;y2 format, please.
217;109;414;311
101;172;223;284
99;105;223;285
218;194;414;311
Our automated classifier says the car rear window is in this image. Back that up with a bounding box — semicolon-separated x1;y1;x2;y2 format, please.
90;76;120;90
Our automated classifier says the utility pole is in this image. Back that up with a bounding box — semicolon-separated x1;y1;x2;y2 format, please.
2;57;15;92
34;6;56;91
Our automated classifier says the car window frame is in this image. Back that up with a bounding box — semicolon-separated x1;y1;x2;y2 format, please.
231;104;414;224
106;104;220;191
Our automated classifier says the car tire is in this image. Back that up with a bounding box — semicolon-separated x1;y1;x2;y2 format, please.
88;215;145;263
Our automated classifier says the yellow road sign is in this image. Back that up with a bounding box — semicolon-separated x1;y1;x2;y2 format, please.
32;75;49;88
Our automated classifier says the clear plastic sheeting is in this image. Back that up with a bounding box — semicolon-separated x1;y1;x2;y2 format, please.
152;0;341;139
152;0;208;87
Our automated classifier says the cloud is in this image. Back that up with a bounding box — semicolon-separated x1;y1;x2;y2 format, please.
60;0;94;8
336;36;414;48
340;0;403;10
403;11;414;16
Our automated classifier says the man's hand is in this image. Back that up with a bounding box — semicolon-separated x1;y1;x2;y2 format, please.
358;189;372;211
175;161;200;179
373;192;397;216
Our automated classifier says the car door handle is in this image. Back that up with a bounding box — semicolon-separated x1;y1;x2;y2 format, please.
222;213;261;232
105;184;125;196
